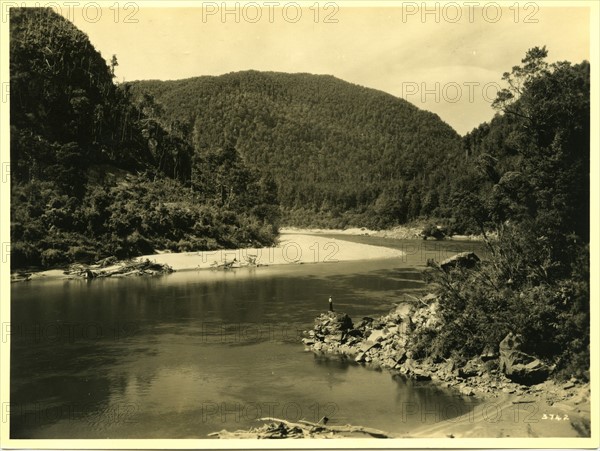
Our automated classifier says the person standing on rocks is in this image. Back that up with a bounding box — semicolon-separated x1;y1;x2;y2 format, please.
329;296;334;312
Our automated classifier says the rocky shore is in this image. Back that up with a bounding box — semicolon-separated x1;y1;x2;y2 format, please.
300;297;591;438
303;304;557;396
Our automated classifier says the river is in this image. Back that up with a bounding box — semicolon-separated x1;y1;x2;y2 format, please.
10;235;484;439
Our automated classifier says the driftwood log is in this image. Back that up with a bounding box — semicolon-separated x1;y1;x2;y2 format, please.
208;417;393;439
65;258;173;279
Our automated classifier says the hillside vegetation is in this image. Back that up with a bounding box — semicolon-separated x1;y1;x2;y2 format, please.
10;8;279;268
129;71;467;229
418;48;590;380
8;8;589;381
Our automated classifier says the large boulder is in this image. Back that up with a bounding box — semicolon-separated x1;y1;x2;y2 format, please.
458;358;483;378
440;252;480;271
421;224;446;240
499;332;551;385
314;312;353;332
307;312;355;346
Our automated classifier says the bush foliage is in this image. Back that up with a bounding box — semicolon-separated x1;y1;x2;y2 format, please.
415;48;590;380
10;8;279;269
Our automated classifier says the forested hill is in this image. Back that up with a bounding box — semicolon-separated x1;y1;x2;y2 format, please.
130;72;465;228
10;8;279;269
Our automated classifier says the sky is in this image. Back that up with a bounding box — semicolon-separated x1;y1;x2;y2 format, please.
62;2;591;135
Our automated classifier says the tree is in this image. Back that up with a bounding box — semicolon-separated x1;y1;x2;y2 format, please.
110;54;119;78
422;48;590;379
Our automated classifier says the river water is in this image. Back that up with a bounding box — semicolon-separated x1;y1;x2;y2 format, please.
10;236;484;439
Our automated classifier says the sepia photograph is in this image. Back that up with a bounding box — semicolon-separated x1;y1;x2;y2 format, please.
0;0;597;448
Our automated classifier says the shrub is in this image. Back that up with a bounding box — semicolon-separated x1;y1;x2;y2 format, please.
67;246;97;264
419;224;589;380
10;241;41;268
40;248;69;268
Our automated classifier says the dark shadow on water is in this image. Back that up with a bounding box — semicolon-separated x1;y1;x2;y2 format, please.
10;245;483;438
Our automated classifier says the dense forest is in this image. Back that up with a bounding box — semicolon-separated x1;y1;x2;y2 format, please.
10;8;279;268
129;72;467;229
8;7;589;381
417;47;590;380
10;7;477;270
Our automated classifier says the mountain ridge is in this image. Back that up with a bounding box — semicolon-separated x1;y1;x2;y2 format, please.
129;69;466;228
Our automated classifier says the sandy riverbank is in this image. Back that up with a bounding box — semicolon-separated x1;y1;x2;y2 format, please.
14;232;406;281
135;232;406;271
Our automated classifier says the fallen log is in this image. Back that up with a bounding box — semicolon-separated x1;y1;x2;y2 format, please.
209;416;394;439
257;417;393;438
65;258;174;279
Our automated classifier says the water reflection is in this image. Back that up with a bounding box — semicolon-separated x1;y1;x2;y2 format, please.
11;243;484;438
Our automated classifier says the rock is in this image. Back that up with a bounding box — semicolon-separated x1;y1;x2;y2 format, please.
459;386;475;396
324;334;342;343
357;317;374;330
439;359;457;377
359;340;380;353
480;345;498;361
383;358;397;369
394;350;407;364
316;312;354;331
499;333;550;385
355;352;366;363
440;252;480;271
421;224;448;241
509;359;551;385
412;368;432;381
387;326;400;335
367;329;387;343
458;359;482;378
346;336;361;346
347;328;363;338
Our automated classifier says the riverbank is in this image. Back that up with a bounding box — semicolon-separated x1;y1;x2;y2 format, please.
280;225;490;241
11;232;406;282
133;233;406;271
300;303;591;438
11;226;487;282
409;380;591;438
